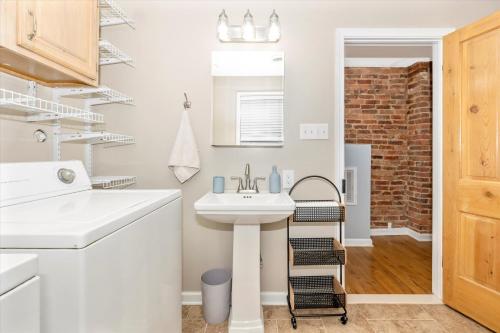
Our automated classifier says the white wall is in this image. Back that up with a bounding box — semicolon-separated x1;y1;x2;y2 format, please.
1;1;499;293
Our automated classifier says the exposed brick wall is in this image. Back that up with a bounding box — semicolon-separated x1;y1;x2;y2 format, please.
407;62;433;233
344;62;432;233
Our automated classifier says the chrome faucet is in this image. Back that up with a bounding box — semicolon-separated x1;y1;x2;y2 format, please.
231;163;266;193
244;163;251;190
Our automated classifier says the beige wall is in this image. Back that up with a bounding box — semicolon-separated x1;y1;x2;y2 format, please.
345;45;433;58
0;74;87;163
212;76;283;145
1;1;499;293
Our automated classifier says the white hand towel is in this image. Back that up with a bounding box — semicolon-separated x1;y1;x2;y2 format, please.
168;110;200;183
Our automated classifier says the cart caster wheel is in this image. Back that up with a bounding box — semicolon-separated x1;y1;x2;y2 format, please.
291;317;297;329
340;315;348;325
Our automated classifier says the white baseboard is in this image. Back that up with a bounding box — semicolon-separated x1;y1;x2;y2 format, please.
407;228;433;242
182;292;203;305
345;238;373;247
371;227;432;242
183;292;442;305
182;292;288;305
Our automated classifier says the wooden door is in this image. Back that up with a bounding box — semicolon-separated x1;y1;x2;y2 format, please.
16;0;98;80
443;11;500;332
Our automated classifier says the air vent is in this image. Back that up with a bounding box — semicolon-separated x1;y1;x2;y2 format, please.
344;167;357;205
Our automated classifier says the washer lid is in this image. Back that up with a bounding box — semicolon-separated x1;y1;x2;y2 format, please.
0;189;181;249
0;254;38;295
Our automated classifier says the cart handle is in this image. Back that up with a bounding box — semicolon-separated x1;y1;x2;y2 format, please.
288;175;342;204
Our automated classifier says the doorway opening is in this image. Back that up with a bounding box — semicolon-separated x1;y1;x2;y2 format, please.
334;28;454;301
344;46;433;294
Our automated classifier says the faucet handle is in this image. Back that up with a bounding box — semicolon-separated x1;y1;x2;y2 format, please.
231;176;244;193
252;177;266;193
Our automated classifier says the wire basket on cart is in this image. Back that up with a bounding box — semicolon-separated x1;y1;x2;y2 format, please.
286;175;348;329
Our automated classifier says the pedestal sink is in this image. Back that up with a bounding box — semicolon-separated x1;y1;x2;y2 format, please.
195;192;295;333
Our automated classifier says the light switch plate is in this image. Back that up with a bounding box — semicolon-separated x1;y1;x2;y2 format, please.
300;124;315;139
282;170;295;189
300;123;329;140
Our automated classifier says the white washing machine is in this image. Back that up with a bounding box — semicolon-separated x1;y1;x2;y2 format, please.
0;253;40;333
0;161;182;333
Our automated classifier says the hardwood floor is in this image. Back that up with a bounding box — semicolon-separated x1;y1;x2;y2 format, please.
346;235;432;294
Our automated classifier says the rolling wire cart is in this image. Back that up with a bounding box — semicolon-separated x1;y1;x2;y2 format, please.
286;175;347;329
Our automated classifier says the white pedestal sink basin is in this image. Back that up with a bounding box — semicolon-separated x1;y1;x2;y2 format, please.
195;192;295;333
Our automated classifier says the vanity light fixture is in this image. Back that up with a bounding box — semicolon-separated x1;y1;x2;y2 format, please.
268;10;281;42
217;10;229;41
242;10;256;41
216;9;281;43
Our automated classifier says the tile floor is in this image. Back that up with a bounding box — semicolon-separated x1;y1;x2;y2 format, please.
182;304;492;333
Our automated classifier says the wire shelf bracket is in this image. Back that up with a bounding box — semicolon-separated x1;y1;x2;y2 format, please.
58;131;135;146
91;175;136;189
0;88;104;124
99;40;134;66
54;86;133;106
99;0;135;28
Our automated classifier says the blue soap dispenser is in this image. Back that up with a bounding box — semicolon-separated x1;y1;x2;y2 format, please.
269;166;281;193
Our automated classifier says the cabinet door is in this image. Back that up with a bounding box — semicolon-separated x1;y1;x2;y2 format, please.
16;0;98;80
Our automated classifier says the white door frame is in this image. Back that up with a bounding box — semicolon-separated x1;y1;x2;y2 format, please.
334;28;454;301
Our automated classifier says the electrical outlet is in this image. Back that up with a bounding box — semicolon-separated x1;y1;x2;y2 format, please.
282;170;295;189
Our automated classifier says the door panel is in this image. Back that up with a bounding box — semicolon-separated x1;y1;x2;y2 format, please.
444;11;500;332
458;214;499;291
16;0;98;80
457;179;500;220
461;29;499;179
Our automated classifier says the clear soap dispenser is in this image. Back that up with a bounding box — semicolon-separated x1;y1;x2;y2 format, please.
269;165;281;193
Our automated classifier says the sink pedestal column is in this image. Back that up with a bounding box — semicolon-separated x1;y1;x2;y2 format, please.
229;224;264;333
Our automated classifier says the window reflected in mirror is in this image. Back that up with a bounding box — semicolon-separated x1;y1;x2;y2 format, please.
211;51;284;147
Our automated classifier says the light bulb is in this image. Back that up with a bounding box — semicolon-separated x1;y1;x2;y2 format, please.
268;10;280;42
217;10;229;41
242;10;255;41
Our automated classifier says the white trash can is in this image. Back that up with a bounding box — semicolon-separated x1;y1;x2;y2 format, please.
201;269;231;324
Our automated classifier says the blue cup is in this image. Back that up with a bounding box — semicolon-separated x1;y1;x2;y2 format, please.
213;176;225;193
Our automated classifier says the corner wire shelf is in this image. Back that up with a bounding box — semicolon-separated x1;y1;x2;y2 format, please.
89;0;136;191
99;0;135;28
91;176;136;189
58;131;135;146
0;88;104;124
99;40;134;66
54;86;133;106
287;175;348;329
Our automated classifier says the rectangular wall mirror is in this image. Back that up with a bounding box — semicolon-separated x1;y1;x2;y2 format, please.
211;51;285;147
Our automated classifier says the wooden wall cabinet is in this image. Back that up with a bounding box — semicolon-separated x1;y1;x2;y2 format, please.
0;0;99;87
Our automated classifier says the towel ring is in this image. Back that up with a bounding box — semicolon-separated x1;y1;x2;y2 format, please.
183;92;191;110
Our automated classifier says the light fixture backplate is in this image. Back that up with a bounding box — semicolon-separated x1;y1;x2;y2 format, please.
219;25;280;43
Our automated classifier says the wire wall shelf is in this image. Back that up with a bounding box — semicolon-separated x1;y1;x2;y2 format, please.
99;0;135;28
91;176;136;189
59;131;135;145
0;88;104;123
55;86;133;106
99;40;134;66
